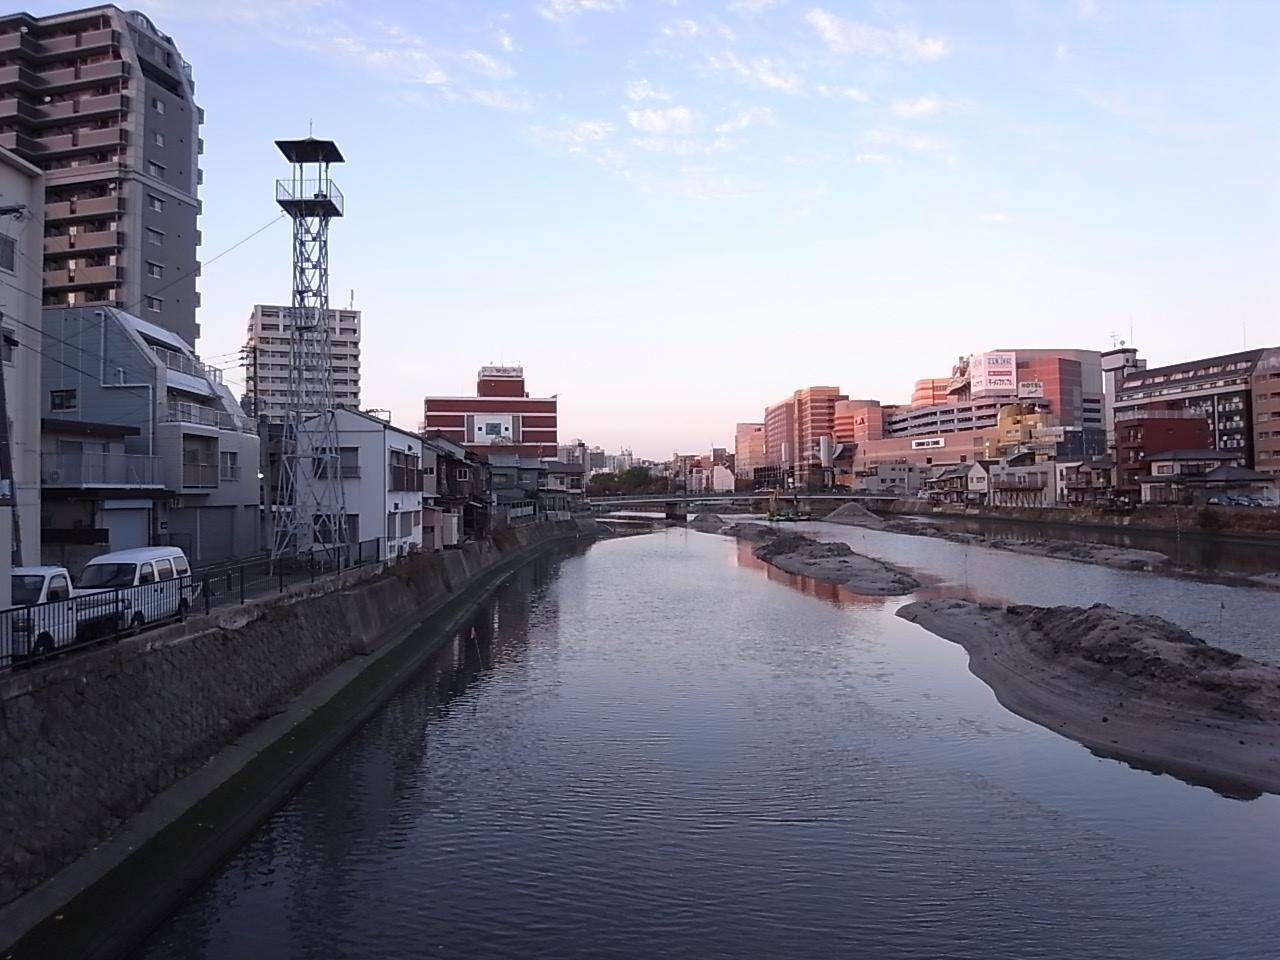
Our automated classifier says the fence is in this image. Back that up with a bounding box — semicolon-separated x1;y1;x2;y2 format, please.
1;538;385;671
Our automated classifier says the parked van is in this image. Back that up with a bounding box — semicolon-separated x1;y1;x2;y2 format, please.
75;547;195;631
3;566;78;660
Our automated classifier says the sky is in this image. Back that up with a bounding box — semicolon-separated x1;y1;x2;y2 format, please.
28;0;1280;459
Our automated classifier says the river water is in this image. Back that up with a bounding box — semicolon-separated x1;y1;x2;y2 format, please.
134;528;1280;960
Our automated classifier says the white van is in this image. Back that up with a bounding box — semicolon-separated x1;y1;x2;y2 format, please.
75;547;195;631
3;566;78;659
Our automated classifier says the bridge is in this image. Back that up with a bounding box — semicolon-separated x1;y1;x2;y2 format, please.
587;491;897;521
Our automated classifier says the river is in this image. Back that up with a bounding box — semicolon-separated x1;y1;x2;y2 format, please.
134;527;1280;960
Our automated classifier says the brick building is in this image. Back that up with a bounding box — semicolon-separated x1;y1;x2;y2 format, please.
422;366;557;459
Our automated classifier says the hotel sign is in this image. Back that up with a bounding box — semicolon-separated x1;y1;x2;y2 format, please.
1018;380;1045;399
911;437;946;449
970;351;1017;398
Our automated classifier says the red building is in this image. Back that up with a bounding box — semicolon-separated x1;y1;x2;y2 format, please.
1114;404;1212;493
422;366;558;459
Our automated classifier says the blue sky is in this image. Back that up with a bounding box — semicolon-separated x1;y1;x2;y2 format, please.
32;0;1280;458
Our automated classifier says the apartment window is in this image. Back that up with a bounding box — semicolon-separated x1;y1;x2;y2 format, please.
146;261;163;278
145;296;163;312
0;234;14;273
147;227;164;246
219;451;239;481
50;388;77;411
455;467;472;481
147;161;165;178
148;194;165;212
153;131;165;147
151;96;165;114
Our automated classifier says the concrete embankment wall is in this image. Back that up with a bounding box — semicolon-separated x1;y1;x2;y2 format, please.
884;500;1280;539
0;519;600;930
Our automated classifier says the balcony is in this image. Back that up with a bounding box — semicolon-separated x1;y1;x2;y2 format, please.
152;344;223;384
276;178;343;218
35;92;128;123
991;476;1047;491
0;63;45;87
44;229;123;255
39;59;130;88
0;30;44;57
41;452;162;488
43;264;124;289
181;463;219;489
0;130;42;155
41;127;127;156
1114;408;1206;422
45;193;124;220
165;400;256;435
0;98;42;123
38;28;119;57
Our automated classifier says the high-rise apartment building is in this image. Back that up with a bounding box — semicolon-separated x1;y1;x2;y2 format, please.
0;6;202;344
244;304;362;421
734;422;765;480
764;386;847;486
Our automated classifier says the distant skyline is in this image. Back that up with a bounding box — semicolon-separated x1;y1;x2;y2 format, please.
23;0;1279;459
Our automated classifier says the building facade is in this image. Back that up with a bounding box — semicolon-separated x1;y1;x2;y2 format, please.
1250;347;1280;479
0;7;202;345
301;407;422;560
0;145;43;606
40;306;259;565
243;304;361;421
1113;406;1212;493
422;365;557;459
763;386;846;486
734;422;765;480
1114;349;1264;468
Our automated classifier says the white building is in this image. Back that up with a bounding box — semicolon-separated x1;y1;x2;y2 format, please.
303;408;424;560
244;304;361;421
0;146;43;606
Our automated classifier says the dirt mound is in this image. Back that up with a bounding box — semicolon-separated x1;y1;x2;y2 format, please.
823;502;886;528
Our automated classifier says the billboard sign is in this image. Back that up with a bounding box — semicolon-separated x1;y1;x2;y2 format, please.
911;437;946;450
970;351;1017;398
1018;380;1045;399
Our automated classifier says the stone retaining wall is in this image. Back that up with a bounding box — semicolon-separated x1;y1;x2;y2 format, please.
0;520;598;907
885;500;1280;538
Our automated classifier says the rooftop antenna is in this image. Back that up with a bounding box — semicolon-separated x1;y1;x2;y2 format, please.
271;133;348;569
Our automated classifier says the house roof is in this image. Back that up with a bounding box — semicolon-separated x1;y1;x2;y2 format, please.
1203;465;1276;483
331;406;422;442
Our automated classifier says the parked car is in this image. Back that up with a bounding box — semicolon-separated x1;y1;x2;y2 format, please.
3;566;78;659
75;547;195;632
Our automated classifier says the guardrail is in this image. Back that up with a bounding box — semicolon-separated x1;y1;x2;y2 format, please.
1;538;386;672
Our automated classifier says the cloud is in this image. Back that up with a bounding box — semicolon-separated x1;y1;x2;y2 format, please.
291;30;449;85
804;9;949;61
625;105;696;134
710;51;802;93
890;95;962;118
463;50;514;79
678;169;760;200
535;119;616;152
626;79;670;101
854;151;890;163
465;89;533;111
978;212;1011;222
728;0;782;14
816;84;871;102
496;28;516;52
715;105;775;133
865;127;951;158
539;0;623;22
1054;42;1068;64
662;19;702;38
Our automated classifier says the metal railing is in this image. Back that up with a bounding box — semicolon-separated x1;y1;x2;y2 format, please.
275;179;344;215
165;400;256;435
181;463;219;488
1;538;386;671
41;452;162;487
152;344;223;384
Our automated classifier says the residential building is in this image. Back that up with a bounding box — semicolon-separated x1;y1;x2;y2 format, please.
0;145;43;606
1114;349;1266;468
988;455;1059;508
1113;405;1212;494
1135;450;1255;505
1251;347;1280;479
243;304;361;420
422;432;491;542
423;365;557;458
1056;458;1115;505
298;407;422;560
0;7;202;345
734;422;765;481
847;461;920;496
41;306;259;565
923;465;970;504
1101;345;1144;448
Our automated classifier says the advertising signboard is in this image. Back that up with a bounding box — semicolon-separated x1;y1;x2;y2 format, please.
911;437;946;450
970;351;1017;398
1018;380;1045;399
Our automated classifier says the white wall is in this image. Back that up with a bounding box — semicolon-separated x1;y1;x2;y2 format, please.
1;148;44;589
331;409;423;560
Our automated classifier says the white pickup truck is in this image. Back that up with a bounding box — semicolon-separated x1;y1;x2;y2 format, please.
4;566;80;660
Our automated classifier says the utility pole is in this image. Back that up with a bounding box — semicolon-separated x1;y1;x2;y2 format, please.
0;203;29;568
